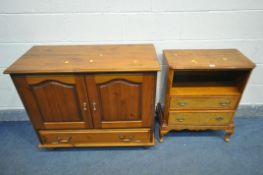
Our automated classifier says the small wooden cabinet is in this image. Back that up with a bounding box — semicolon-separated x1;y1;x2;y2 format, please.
4;44;160;148
157;49;255;142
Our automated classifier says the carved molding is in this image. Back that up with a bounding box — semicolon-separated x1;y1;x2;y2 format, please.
30;80;74;89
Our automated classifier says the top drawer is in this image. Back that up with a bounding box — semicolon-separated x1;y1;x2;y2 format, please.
170;96;239;110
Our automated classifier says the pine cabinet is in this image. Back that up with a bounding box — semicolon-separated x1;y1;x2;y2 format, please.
4;44;160;148
157;49;255;142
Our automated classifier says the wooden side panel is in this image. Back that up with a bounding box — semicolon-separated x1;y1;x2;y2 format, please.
163;68;174;124
12;76;45;129
141;73;156;128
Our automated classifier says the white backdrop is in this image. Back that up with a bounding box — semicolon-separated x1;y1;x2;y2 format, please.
0;0;263;111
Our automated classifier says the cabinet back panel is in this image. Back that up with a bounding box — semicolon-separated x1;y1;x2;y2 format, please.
173;70;248;86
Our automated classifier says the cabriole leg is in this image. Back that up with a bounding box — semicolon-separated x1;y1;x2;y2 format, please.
159;128;164;143
224;129;234;142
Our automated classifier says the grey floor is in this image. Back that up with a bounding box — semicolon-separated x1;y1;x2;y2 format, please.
0;118;263;175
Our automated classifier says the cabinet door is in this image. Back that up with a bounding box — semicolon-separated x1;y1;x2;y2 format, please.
86;73;156;129
12;75;93;129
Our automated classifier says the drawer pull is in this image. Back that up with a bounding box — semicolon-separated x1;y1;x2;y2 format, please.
121;138;132;142
176;117;185;122
119;135;134;142
56;136;72;144
178;102;188;106
134;139;142;143
219;101;231;107
216;116;224;121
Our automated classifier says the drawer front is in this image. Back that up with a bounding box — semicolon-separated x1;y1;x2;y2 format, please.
168;112;234;125
170;96;239;109
39;129;150;145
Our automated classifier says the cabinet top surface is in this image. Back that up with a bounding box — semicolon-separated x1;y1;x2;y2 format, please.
4;44;160;74
164;49;256;70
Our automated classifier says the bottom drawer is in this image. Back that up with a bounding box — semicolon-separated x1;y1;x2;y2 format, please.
39;129;151;147
168;111;234;125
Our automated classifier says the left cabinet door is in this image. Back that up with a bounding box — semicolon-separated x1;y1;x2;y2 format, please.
12;75;93;130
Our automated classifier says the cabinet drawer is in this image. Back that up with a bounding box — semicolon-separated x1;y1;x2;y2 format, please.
168;111;234;125
170;96;239;109
39;129;151;146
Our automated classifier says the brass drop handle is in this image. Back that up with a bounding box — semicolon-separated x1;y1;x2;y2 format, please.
220;101;231;107
83;102;88;111
56;136;72;143
216;116;224;121
92;102;96;111
176;117;185;122
119;135;133;142
178;102;188;106
121;138;132;142
134;139;142;143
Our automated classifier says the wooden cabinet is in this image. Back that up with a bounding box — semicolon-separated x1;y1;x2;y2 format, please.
4;44;160;148
157;49;255;142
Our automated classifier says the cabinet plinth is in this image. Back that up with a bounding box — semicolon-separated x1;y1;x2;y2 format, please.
4;44;160;148
158;49;255;142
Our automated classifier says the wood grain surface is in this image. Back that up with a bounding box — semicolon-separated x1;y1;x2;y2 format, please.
4;44;160;74
164;49;256;69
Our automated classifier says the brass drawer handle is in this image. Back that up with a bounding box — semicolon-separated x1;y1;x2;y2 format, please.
121;138;132;142
176;117;185;122
219;101;231;107
134;139;142;143
119;135;134;142
178;102;188;106
56;136;72;144
216;116;224;121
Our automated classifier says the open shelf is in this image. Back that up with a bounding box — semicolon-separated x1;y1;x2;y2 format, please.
171;70;248;96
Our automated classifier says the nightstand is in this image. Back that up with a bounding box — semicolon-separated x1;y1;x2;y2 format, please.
157;49;255;142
